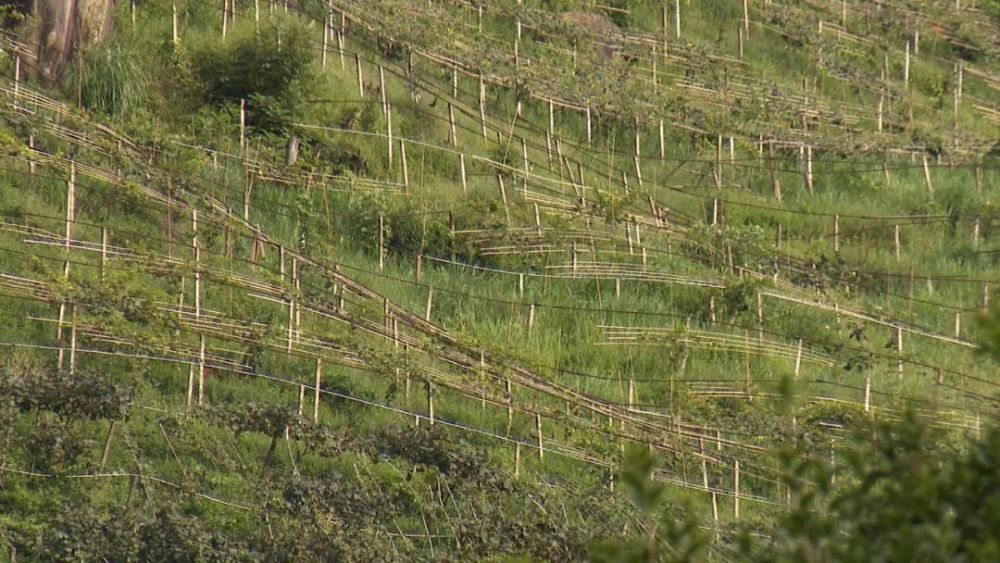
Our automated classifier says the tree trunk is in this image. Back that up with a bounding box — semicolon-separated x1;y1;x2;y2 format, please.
24;0;116;83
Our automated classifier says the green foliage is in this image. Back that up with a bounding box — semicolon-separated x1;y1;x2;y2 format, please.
591;448;710;563
62;40;150;116
0;366;133;422
180;16;315;133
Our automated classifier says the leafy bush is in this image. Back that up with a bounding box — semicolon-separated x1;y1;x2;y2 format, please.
181;16;315;134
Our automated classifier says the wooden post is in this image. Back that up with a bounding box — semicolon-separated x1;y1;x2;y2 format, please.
536;413;544;460
521;137;530;193
378;65;387;115
627;378;635;411
459;153;468;193
425;286;434;322
586;107;592;146
864;374;871;412
794;338;803;378
400;139;409;192
659;120;665;159
356;54;364;98
894;224;901;261
527;303;536;331
314;359;322;421
448;103;457;147
922;155;933;193
954;312;961;338
734;460;741;519
743;0;750;33
386;102;393;167
804;145;814;194
973;218;980;249
834;214;840;252
222;0;228;39
378;215;385;270
479;73;487;139
427;380;434;425
634;156;643;189
173;1;180;45
514;442;521;478
738;25;744;59
322;13;329;67
904;41;910;88
674;0;681;38
239;98;247;152
715;134;723;189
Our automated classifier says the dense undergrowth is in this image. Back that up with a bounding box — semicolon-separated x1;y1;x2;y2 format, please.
0;0;997;560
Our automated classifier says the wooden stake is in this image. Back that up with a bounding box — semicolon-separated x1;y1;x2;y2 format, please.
222;0;228;39
514;442;521;478
674;0;681;38
804;145;814;193
459;153;467;192
386;102;394;167
314;360;322;421
864;374;871;412
536;414;544;460
379;65;387;115
586;107;592;146
448;103;457;147
479;73;487;139
904;41;910;88
239;98;247;151
378;215;385;270
400;139;409;192
894;224;901;261
425;286;434;322
173;1;180;45
734;460;741;519
922;155;933;193
834;214;840;252
659;120;665;159
427;380;434;425
794;338;803;378
356;54;364;98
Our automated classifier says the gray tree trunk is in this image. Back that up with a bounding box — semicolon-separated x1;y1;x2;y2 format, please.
25;0;115;83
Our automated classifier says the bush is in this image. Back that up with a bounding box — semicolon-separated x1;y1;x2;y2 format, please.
181;15;315;134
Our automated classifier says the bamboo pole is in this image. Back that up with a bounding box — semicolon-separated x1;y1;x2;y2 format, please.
173;1;180;45
387;102;394;167
674;0;681;38
459;153;467;192
400;139;409;192
536;414;544;460
425;286;434;322
356;54;364;98
314;359;323;421
479;73;487;139
427;380;435;425
894;224;901;261
378;215;385;270
734;460;741;519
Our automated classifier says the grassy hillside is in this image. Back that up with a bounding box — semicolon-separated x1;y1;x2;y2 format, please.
0;0;997;560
